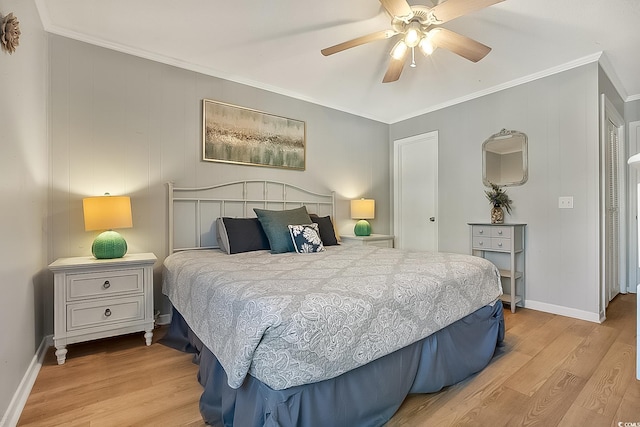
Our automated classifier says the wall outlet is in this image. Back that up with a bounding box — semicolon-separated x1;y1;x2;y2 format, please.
559;196;574;209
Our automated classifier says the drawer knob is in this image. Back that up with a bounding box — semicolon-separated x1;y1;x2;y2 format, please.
479;241;483;246
104;308;112;317
498;242;503;247
103;280;111;289
479;230;484;234
498;230;503;235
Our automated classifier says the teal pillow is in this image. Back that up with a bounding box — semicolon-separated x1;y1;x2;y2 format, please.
254;207;312;253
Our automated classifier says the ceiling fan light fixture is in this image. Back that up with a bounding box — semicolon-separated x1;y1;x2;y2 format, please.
404;21;422;48
391;40;408;60
419;37;434;56
321;0;503;83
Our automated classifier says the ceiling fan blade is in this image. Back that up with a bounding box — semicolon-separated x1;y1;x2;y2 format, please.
379;0;414;20
429;0;504;24
382;54;407;83
430;28;491;62
321;30;397;56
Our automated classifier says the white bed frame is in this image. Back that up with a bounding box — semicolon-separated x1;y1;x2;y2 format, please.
168;180;335;252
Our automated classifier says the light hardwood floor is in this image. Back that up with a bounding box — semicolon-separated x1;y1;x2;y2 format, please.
18;294;639;426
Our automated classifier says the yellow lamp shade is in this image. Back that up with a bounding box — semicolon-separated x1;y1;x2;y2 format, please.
83;195;133;259
350;199;375;220
83;196;132;231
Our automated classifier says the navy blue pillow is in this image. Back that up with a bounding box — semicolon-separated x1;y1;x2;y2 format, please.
288;224;325;253
309;214;339;246
216;217;270;254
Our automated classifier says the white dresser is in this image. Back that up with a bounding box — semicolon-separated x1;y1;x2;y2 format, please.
468;223;526;313
340;234;394;248
49;252;157;364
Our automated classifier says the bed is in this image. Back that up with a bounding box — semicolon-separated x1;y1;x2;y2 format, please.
161;180;505;427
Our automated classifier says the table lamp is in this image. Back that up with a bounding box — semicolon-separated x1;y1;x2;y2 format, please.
351;198;375;236
83;194;133;259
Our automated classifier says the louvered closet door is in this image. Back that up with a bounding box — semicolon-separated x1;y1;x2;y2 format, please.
605;117;620;304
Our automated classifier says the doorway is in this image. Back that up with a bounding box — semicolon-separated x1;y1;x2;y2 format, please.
393;131;438;251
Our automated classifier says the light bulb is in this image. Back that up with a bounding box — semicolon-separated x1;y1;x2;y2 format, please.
391;40;408;60
404;22;421;48
419;38;434;56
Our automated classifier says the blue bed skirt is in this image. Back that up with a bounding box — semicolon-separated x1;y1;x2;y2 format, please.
161;301;504;427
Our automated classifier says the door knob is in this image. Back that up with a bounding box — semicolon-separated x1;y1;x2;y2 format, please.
429;217;435;222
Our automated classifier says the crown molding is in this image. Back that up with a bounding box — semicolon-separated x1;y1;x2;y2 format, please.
389;52;604;123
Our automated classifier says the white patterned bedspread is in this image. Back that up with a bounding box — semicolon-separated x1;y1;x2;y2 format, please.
162;245;502;390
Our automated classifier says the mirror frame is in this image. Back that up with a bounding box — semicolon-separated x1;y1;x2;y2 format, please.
482;129;528;187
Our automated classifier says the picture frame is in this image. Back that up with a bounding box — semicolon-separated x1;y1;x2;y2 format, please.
202;99;306;170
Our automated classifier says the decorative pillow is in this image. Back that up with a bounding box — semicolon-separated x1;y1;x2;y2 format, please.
216;217;270;254
309;214;339;246
288;224;325;253
254;206;312;253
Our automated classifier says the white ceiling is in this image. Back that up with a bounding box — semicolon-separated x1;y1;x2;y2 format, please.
36;0;640;124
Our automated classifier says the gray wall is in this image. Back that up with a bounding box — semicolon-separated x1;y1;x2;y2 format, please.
599;65;625;117
390;63;602;320
48;35;390;327
626;99;640;123
0;0;48;420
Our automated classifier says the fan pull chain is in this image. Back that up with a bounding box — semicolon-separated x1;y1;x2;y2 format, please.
410;47;416;68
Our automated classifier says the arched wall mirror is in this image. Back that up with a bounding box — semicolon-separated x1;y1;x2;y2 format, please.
482;129;528;187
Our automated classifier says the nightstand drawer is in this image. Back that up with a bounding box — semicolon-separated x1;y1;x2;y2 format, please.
67;296;145;331
340;234;394;248
66;269;143;300
366;239;394;248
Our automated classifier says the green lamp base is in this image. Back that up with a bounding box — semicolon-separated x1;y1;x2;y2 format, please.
354;220;372;237
92;230;128;259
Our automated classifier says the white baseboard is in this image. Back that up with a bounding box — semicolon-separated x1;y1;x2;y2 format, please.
0;335;52;427
524;299;602;323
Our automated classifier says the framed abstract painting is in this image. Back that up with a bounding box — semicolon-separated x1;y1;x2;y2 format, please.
202;99;306;170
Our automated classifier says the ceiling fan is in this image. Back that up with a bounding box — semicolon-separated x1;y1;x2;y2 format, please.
321;0;504;83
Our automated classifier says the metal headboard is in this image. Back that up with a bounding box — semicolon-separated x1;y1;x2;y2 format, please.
168;180;335;252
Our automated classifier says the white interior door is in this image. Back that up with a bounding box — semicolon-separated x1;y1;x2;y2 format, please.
393;131;438;251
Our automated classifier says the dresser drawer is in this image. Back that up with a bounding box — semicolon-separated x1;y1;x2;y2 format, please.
472;236;492;249
66;296;145;331
66;269;143;301
491;227;512;238
472;226;491;237
491;238;512;251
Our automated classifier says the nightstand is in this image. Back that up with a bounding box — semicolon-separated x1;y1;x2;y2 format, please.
48;252;157;364
340;234;395;248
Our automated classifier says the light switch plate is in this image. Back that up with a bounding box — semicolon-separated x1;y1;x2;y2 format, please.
559;196;574;209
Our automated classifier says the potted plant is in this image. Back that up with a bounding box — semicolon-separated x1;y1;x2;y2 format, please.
485;183;513;224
